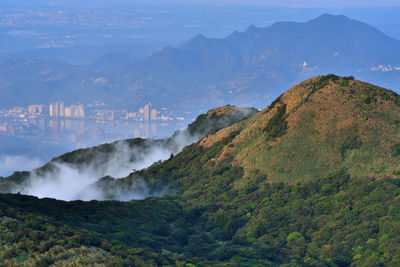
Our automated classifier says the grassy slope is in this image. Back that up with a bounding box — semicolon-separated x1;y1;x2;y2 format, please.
109;75;400;194
206;75;400;183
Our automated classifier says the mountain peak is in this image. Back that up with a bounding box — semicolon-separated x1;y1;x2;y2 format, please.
314;13;349;21
246;24;258;33
187;105;257;136
185;34;208;44
198;75;400;182
307;13;362;27
206;105;256;117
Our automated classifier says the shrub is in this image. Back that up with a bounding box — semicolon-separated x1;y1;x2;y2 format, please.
344;76;354;80
391;143;400;157
264;104;288;139
364;96;377;105
378;234;389;243
287;232;304;243
340;134;362;156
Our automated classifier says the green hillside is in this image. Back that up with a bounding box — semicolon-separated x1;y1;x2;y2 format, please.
2;75;400;266
2;172;400;266
103;74;400;196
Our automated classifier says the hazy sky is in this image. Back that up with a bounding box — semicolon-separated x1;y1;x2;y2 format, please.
8;0;400;8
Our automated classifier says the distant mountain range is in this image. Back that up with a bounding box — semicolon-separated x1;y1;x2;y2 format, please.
0;14;399;110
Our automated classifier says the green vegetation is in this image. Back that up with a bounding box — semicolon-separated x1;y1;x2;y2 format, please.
391;143;400;157
263;104;288;139
2;171;400;266
340;133;362;156
187;105;257;136
2;75;400;265
287;232;304;243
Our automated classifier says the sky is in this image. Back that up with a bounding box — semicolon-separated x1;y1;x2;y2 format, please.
7;0;400;8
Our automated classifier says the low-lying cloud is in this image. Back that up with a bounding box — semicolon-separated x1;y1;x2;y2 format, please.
14;130;199;201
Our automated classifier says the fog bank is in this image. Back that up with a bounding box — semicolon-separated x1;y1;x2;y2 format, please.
15;130;199;201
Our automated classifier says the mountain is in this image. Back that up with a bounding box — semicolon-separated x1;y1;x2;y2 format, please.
4;43;161;65
0;58;110;108
91;74;400;198
116;14;400;109
0;14;399;110
2;75;400;266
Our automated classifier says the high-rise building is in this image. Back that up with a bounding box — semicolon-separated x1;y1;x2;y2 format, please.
57;104;85;118
77;104;85;118
72;106;79;118
59;102;64;117
28;105;36;114
144;102;151;121
28;105;44;114
49;103;55;117
65;107;72;117
49;102;64;117
54;103;59;117
139;108;145;121
150;109;157;120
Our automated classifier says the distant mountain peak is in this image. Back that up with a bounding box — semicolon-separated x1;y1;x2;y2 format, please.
246;24;258;32
193;33;207;39
315;13;349;20
308;13;355;24
187;34;209;43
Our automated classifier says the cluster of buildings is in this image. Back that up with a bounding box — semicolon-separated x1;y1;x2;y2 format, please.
28;105;44;114
49;102;85;118
25;102;85;119
2;101;177;124
0;100;183;144
123;102;171;121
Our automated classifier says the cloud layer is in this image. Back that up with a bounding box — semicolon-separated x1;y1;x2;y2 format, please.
15;131;199;201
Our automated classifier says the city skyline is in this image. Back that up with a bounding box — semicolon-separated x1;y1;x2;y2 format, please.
0;100;185;148
6;101;170;122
